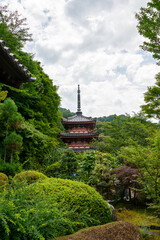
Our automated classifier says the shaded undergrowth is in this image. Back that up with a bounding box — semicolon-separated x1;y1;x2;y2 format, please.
115;203;160;240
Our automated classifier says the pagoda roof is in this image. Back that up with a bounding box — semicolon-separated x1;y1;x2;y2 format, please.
60;132;98;138
0;40;36;88
62;113;96;123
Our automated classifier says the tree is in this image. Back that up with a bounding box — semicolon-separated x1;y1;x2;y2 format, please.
141;73;160;119
120;132;160;214
92;114;157;154
136;1;160;118
0;4;32;50
0;3;62;167
136;0;160;62
3;132;23;164
0;98;24;162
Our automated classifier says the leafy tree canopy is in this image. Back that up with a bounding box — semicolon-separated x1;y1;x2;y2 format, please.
0;3;62;166
92;113;158;154
136;0;160;62
59;107;75;118
141;73;160;119
0;4;32;50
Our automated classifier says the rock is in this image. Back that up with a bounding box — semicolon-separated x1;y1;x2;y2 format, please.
57;221;142;240
108;203;117;221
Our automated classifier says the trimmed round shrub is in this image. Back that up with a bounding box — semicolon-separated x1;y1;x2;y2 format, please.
13;170;47;184
0;177;111;239
0;172;8;187
28;178;111;225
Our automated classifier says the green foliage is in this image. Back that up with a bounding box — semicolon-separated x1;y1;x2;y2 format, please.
0;172;8;186
19;122;59;169
45;149;78;179
0;4;61;168
0;161;22;177
0;98;24;163
0;4;32;50
13;170;47;184
28;178;111;226
116;203;160;240
136;1;160;120
119;131;160;215
59;107;75;118
58;149;78;178
0;98;18;120
93;114;158;154
0;22;23;51
0;178;111;239
77;151;97;182
97;114;126;122
136;0;160;62
0;59;61;165
4;132;23;151
0;90;8;103
46;162;60;176
141;73;160;119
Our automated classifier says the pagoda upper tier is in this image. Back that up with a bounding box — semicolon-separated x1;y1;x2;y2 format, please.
60;85;98;151
61;113;96;131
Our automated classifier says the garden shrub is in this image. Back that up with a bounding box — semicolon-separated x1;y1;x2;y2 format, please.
0;177;111;240
0;184;89;240
28;178;111;225
0;172;8;187
13;170;47;184
45;162;60;176
0;161;22;176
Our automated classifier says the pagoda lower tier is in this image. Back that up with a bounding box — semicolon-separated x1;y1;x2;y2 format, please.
59;132;98;151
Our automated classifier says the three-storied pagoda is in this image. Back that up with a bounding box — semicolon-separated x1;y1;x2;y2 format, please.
60;85;98;151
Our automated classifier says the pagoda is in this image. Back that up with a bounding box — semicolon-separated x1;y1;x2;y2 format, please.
60;85;98;151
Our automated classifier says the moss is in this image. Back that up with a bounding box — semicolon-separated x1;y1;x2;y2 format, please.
115;203;160;240
115;204;160;227
13;170;47;184
56;221;142;240
0;172;8;187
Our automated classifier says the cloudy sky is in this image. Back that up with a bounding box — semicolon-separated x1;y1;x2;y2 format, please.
1;0;159;117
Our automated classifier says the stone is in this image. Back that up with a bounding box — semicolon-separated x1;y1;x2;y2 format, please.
108;203;117;221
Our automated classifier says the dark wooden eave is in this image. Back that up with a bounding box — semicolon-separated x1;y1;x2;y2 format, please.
59;132;99;139
0;40;36;88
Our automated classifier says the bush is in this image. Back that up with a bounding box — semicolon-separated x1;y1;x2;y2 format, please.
0;177;111;239
0;185;88;240
0;172;8;187
45;162;60;176
0;161;22;176
28;178;111;226
13;170;47;184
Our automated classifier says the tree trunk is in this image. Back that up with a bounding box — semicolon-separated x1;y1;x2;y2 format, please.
129;188;131;201
10;150;13;164
4;147;6;162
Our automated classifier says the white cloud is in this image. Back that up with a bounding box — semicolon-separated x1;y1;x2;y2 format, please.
1;0;159;117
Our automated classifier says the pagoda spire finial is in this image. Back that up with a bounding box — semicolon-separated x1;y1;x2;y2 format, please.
77;84;82;115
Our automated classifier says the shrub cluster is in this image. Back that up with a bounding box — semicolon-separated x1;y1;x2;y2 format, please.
0;172;8;187
12;170;47;184
0;176;111;239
